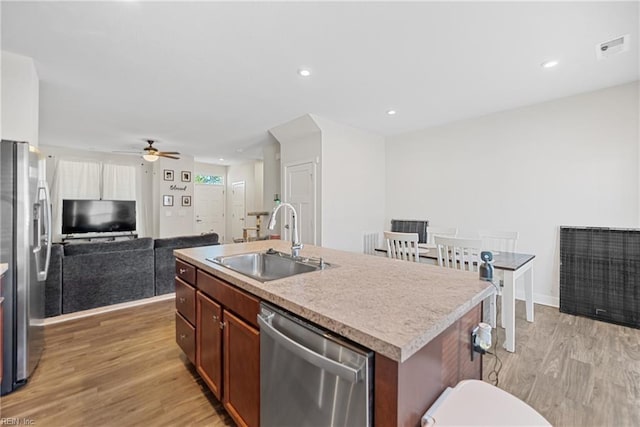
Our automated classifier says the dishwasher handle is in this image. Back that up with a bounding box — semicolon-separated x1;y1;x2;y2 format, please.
258;314;363;383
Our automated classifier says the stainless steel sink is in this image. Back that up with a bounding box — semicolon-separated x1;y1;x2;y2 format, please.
207;249;329;282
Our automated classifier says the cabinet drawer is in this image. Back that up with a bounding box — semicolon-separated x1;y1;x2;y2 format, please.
176;259;196;285
175;312;195;365
175;278;196;325
197;270;260;329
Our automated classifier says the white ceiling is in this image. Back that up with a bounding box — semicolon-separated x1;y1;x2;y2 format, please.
2;1;638;165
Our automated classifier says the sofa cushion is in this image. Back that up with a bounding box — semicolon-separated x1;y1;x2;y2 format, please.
64;237;153;256
154;233;219;249
62;246;155;313
154;233;219;295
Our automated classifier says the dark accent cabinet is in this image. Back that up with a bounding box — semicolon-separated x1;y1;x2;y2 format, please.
560;227;640;328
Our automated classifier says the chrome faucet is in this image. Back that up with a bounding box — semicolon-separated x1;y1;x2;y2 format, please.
268;202;303;258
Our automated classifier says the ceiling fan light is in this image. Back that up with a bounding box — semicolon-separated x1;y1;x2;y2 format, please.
143;154;159;162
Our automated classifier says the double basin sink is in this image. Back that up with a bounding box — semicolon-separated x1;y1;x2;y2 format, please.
207;248;330;282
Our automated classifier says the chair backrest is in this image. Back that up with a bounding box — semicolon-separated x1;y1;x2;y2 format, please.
478;230;519;253
434;236;483;272
426;226;458;245
363;231;379;255
391;219;429;244
384;231;420;262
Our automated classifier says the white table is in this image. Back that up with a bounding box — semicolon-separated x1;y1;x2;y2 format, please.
377;246;535;352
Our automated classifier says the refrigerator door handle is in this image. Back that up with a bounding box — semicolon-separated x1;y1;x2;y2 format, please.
35;182;52;281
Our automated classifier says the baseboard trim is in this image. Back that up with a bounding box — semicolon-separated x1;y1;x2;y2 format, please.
43;293;176;325
515;290;559;308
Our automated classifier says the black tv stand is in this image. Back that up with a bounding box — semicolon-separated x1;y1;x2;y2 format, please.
62;232;138;243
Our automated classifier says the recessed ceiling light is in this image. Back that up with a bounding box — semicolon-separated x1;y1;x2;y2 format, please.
219;158;225;161
386;110;397;116
541;60;559;69
298;68;311;77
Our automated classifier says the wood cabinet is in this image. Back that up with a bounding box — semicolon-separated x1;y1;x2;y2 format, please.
175;260;260;427
223;310;260;427
196;291;223;399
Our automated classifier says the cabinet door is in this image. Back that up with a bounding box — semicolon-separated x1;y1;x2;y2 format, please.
196;291;223;399
223;309;260;427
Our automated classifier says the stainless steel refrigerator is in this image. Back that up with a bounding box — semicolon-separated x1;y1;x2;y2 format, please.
0;140;51;395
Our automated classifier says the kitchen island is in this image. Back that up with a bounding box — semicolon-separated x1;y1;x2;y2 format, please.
174;241;494;427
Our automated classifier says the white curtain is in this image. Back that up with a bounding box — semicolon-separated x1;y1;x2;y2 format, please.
51;159;102;241
102;164;136;200
103;163;148;237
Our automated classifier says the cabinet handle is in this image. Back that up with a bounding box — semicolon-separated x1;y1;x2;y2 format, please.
179;297;186;303
179;334;186;340
213;315;218;321
179;268;187;274
219;321;226;330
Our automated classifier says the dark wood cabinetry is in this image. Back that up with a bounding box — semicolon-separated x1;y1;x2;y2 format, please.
223;310;260;427
175;261;260;427
196;291;223;399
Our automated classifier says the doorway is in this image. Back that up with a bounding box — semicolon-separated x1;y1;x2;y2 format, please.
284;161;316;245
194;184;225;241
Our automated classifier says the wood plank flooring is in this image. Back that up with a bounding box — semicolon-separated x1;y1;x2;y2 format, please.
0;299;234;427
1;298;638;426
484;300;640;426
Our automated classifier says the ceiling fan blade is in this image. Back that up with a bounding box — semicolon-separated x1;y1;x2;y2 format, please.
157;151;180;155
157;153;180;159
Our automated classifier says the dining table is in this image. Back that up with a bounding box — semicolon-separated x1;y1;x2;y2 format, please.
375;244;535;352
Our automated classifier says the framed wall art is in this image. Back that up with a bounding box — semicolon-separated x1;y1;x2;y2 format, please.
181;170;191;182
162;195;174;207
164;169;174;181
182;195;192;207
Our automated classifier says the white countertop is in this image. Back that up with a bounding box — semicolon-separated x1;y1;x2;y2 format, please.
175;241;494;363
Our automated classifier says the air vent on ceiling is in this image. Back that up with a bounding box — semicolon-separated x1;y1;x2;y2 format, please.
596;34;630;60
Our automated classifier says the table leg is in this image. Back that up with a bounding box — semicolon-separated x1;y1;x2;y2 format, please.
502;270;515;353
524;263;534;322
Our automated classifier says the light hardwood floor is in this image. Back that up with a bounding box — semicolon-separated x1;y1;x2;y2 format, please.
1;299;638;426
485;301;640;426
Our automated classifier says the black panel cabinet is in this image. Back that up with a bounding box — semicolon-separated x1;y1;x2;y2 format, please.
560;227;640;328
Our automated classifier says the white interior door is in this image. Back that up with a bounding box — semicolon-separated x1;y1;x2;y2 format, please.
231;181;246;241
194;184;225;241
284;162;316;245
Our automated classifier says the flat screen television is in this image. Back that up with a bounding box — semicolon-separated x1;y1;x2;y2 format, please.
62;199;136;235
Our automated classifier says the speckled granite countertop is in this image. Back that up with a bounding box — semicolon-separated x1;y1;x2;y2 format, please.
175;241;494;363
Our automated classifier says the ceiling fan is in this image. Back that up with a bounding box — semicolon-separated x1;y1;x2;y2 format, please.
140;139;180;162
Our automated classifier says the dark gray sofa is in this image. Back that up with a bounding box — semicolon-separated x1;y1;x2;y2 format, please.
154;233;219;295
44;233;220;317
62;238;155;314
45;244;64;318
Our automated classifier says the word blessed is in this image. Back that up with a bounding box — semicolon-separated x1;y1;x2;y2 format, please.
169;185;188;191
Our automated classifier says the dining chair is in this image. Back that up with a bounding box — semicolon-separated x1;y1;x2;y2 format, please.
426;226;458;246
478;230;519;253
384;231;420;262
435;236;497;327
433;236;482;271
478;230;519;328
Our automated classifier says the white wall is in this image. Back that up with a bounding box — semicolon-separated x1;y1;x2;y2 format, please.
194;162;226;178
262;136;281;212
386;81;640;306
313;115;386;252
154;156;195;238
270;115;323;244
1;51;39;146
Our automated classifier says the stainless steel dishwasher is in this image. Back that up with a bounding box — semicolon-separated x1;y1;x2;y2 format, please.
258;302;373;427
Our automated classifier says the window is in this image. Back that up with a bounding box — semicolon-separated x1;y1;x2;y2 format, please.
195;174;224;185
